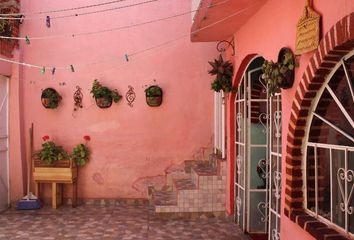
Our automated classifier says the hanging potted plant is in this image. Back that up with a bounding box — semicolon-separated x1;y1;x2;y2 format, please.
41;88;62;109
261;48;296;97
208;54;234;93
90;79;122;108
145;85;163;107
71;136;90;166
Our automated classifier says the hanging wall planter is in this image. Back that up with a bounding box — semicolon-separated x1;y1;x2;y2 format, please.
90;79;122;109
262;48;297;97
208;54;234;93
145;85;163;107
41;88;62;109
277;48;295;89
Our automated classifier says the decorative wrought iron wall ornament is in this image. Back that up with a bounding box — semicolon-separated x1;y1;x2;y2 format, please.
125;85;136;107
216;38;235;56
73;86;83;111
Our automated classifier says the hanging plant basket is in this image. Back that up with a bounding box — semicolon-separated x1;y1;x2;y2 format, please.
41;88;62;109
145;85;163;107
95;96;113;109
277;48;295;89
90;79;122;109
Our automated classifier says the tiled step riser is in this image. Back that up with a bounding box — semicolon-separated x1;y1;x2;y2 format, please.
166;172;190;187
191;168;226;190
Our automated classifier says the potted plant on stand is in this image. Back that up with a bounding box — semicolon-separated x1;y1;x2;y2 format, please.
90;79;122;108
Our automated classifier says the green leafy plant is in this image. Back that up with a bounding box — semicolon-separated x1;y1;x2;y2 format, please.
90;79;122;103
208;55;234;93
71;136;90;166
145;85;162;97
34;136;68;164
262;50;297;97
41;88;62;109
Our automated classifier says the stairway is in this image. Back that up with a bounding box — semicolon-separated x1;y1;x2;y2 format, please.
149;155;227;217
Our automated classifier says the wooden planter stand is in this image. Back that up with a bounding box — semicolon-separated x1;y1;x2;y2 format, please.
33;159;78;209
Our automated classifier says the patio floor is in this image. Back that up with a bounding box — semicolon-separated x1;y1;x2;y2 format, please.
0;203;249;240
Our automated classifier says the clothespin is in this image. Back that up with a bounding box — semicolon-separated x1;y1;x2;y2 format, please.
25;36;30;44
51;67;56;75
46;16;51;28
40;67;45;74
70;65;75;72
125;54;129;62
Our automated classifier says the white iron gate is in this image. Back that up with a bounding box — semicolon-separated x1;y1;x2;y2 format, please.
0;75;9;212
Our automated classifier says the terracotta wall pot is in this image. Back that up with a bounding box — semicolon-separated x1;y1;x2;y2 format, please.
95;97;113;108
146;96;162;107
145;85;163;107
41;88;61;109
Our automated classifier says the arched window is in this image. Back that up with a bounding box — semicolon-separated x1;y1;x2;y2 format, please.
305;50;354;236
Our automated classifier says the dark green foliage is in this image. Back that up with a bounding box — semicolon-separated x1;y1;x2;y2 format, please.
0;19;12;37
90;79;122;103
208;55;234;93
71;143;90;166
33;141;68;164
262;51;297;97
145;85;162;97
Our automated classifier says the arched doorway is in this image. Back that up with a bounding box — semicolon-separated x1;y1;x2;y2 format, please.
234;56;269;234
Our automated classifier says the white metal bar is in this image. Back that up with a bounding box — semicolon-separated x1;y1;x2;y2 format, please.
344;148;348;233
214;92;217;154
325;85;354;128
330;148;333;222
312;112;354;143
308;142;354;151
221;91;225;159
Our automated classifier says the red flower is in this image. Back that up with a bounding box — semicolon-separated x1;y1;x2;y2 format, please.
83;135;91;141
42;135;49;141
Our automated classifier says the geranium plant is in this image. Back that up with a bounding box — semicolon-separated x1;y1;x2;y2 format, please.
71;136;90;166
34;136;68;164
208;55;234;93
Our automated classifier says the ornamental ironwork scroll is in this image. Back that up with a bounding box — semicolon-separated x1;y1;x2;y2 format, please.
295;0;321;55
73;86;83;111
126;85;136;107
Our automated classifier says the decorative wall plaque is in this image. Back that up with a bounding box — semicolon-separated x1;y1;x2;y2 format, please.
295;1;321;55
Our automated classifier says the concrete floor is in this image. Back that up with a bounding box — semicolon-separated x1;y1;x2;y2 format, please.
0;204;249;240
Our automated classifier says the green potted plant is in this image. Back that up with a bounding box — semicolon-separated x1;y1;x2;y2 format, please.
41;88;62;109
71;136;90;166
208;55;234;93
145;85;163;107
90;79;122;108
261;48;296;97
33;136;69;166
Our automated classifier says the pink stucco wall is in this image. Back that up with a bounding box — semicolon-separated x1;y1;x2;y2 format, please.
223;0;354;239
9;0;217;201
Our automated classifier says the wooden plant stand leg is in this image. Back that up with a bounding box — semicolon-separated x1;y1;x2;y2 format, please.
34;182;40;199
52;182;62;209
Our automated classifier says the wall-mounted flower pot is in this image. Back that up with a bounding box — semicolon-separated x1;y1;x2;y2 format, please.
145;85;163;107
95;97;113;109
41;88;62;109
277;48;295;89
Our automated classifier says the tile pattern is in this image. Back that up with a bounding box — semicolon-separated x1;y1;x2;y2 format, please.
0;204;249;240
154;158;227;214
